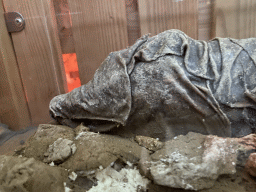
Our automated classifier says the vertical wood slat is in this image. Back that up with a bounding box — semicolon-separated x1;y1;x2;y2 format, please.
214;0;256;38
138;0;198;39
2;0;67;126
198;0;215;40
68;0;129;84
0;0;31;130
238;0;256;38
125;0;141;46
53;0;76;54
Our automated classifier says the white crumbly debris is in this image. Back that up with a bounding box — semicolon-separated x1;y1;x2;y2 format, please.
71;144;77;154
88;166;150;192
64;182;72;192
151;151;203;190
99;165;103;170
68;172;77;181
75;132;86;140
75;131;99;140
49;161;55;166
126;161;133;167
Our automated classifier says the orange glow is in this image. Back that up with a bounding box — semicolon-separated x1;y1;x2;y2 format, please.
62;53;81;92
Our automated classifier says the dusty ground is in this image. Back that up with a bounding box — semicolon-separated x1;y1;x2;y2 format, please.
0;123;256;192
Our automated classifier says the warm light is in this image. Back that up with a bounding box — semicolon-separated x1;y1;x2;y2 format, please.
62;53;81;92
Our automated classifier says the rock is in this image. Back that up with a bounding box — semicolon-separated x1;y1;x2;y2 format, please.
24;124;75;161
148;133;256;191
44;138;76;164
150;132;238;191
245;153;256;177
236;134;256;166
135;136;164;152
61;130;148;171
20;124;256;191
138;147;152;179
23;124;150;172
31;124;75;140
0;155;68;192
202;135;237;176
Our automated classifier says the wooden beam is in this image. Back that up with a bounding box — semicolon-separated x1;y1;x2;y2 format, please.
138;0;198;39
0;0;30;130
68;0;129;84
2;0;68;126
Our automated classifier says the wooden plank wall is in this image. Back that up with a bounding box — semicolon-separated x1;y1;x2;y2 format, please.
138;0;198;39
0;0;30;130
67;0;129;84
214;0;256;38
2;0;67;126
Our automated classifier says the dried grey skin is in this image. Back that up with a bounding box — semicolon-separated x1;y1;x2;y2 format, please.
49;30;256;140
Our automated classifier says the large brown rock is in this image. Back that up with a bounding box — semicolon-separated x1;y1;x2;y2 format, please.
61;130;148;171
149;132;256;191
23;124;149;172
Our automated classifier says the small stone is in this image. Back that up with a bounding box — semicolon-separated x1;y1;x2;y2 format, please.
126;161;133;167
135;136;164;151
68;171;77;181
